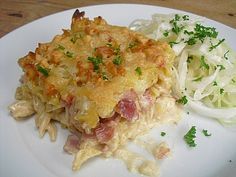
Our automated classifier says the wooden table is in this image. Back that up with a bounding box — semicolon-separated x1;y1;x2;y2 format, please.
0;0;235;38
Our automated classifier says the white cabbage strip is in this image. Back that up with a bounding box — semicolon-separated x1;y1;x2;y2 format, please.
129;13;236;126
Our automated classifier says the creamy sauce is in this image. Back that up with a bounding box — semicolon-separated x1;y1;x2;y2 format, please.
109;96;181;176
114;148;160;177
133;139;171;160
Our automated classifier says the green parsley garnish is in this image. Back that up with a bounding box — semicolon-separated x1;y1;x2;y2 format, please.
176;96;188;105
232;79;236;83
65;51;73;58
217;65;225;71
169;41;180;48
200;56;209;70
87;56;103;72
56;44;65;50
161;132;166;136
223;50;229;60
169;14;184;35
106;43;112;47
213;81;218;86
184;24;218;46
163;31;169;37
128;42;138;49
113;55;122;65
101;72;109;80
209;38;225;51
202;129;211;137
193;76;203;82
70;35;78;44
185;37;197;45
220;88;224;94
187;56;193;63
135;67;142;76
182;15;189;21
114;46;120;55
184;126;197;147
194;24;218;41
36;65;49;77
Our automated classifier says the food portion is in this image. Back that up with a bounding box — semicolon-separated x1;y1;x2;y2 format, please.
9;10;181;175
129;13;236;125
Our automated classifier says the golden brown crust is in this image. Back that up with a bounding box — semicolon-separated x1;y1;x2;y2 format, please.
18;10;175;129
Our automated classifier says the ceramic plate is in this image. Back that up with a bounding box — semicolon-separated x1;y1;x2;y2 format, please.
0;4;235;177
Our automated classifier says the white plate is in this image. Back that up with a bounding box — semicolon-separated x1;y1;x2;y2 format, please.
0;4;236;177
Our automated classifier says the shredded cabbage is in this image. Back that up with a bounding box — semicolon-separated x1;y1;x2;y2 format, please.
129;13;236;126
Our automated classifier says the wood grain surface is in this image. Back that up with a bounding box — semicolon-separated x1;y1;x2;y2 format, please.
0;0;235;38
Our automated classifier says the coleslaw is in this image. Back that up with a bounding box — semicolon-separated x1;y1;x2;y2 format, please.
129;14;236;126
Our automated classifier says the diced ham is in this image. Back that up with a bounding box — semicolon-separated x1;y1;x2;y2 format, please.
92;112;120;143
117;99;138;121
116;90;139;121
94;123;115;143
63;134;80;154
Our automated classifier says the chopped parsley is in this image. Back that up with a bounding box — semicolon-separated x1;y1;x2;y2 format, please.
187;56;193;63
161;132;166;136
170;14;184;35
182;15;189;21
209;38;225;51
200;56;209;70
223;50;229;60
217;65;225;71
70;35;78;44
163;31;169;37
184;126;197;147
36;65;49;77
87;56;103;72
194;24;218;41
56;44;65;50
184;24;218;46
202;129;211;137
113;55;122;65
185;37;197;45
169;41;182;48
213;81;218;86
176;96;188;105
135;67;142;76
232;79;236;83
193;76;203;82
106;43;112;47
114;46;120;55
128;42;138;49
220;88;224;94
101;72;108;80
65;51;74;58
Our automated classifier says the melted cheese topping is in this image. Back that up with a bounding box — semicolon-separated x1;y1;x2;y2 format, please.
18;13;174;129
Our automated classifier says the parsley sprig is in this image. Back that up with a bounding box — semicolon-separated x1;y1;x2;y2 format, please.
176;96;188;105
113;55;122;65
209;39;225;51
184;126;197;147
36;65;49;77
202;129;211;137
200;56;209;70
161;132;166;136
170;14;184;35
88;56;103;72
135;67;142;76
184;24;218;46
